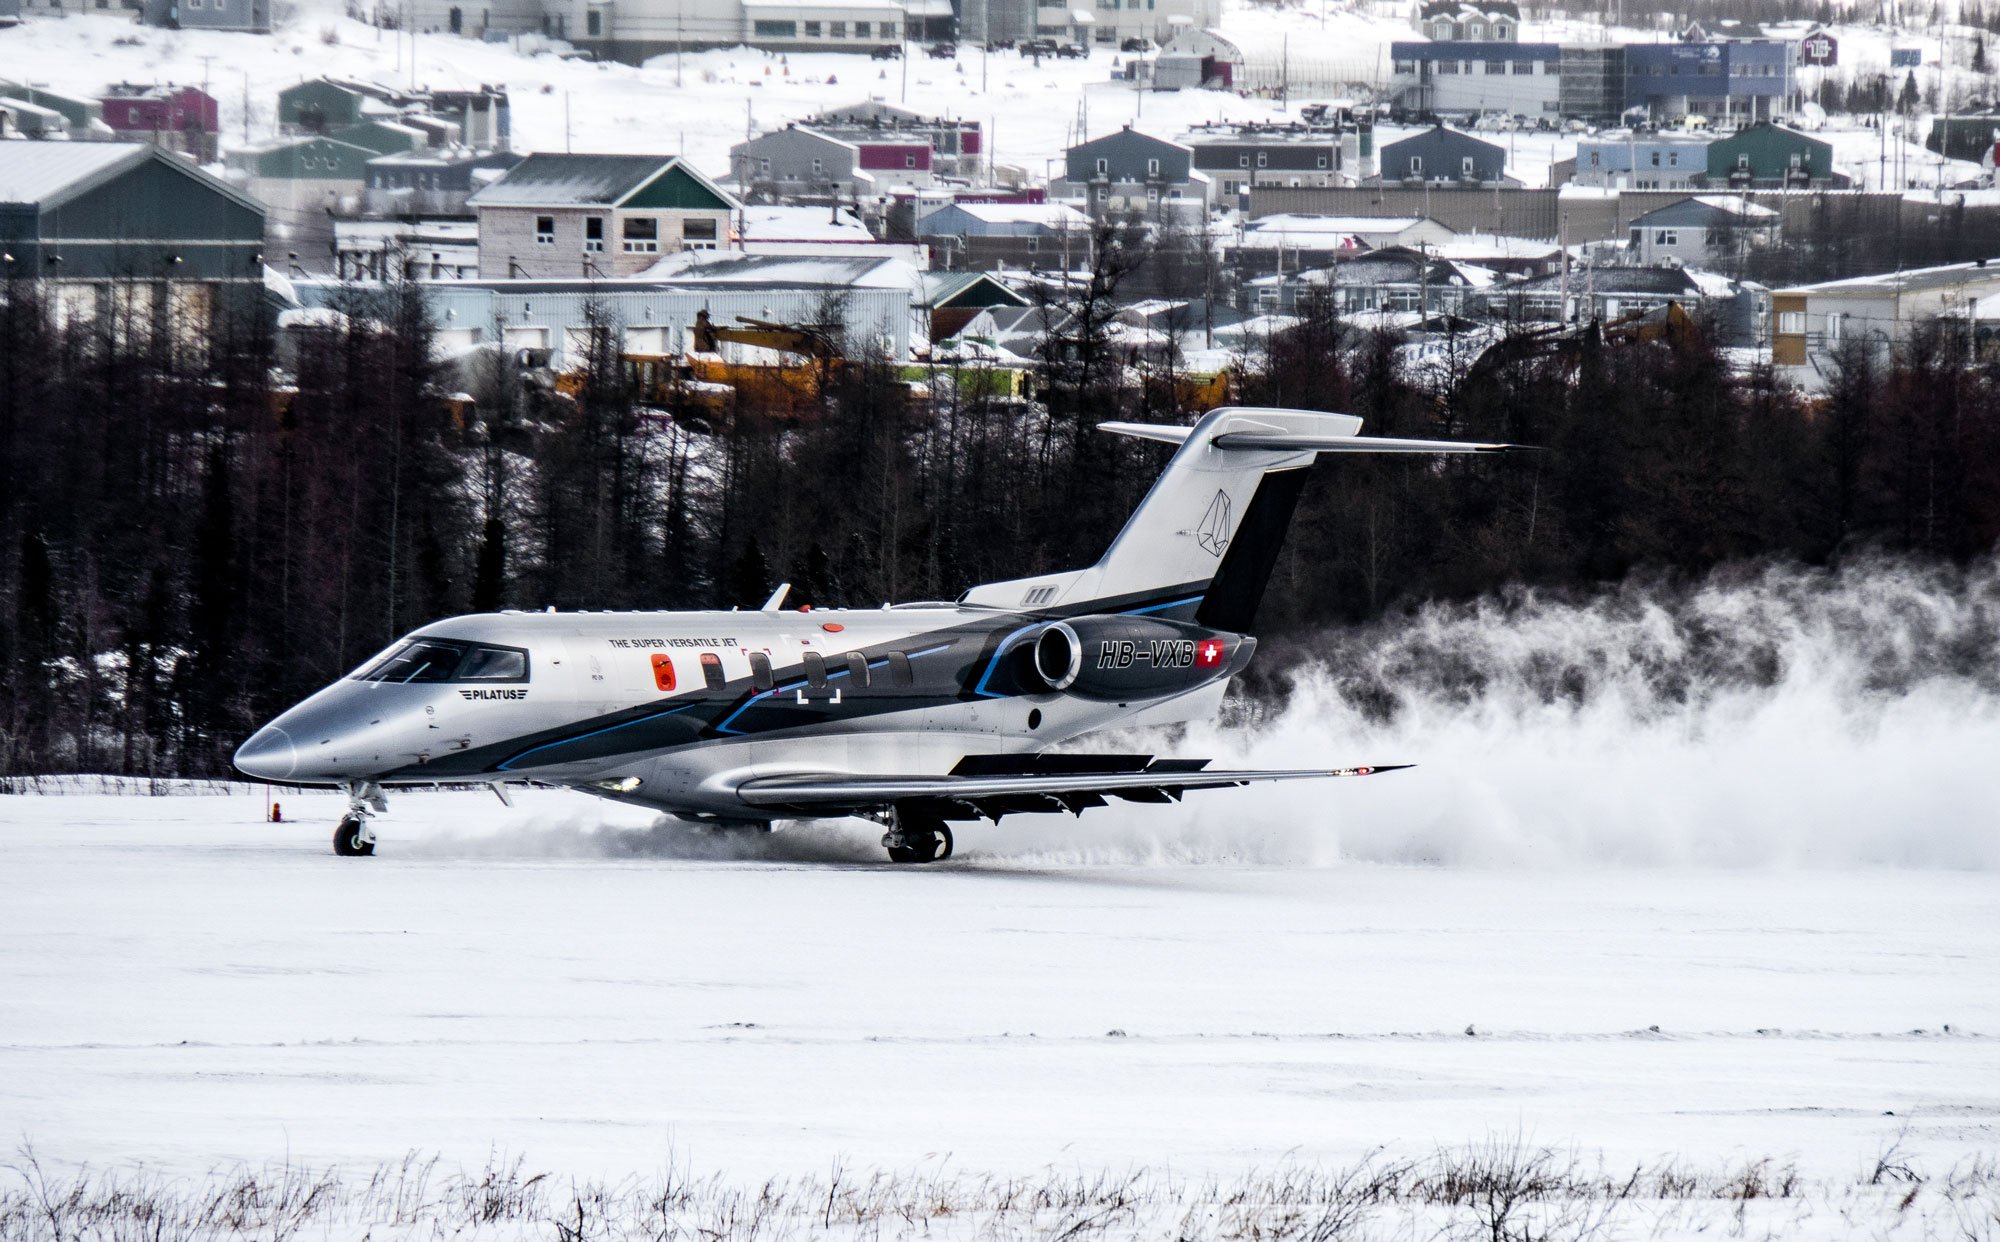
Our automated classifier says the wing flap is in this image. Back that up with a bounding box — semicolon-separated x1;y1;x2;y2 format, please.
734;761;1409;819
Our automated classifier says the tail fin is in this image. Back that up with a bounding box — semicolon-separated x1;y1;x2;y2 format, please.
959;407;1525;628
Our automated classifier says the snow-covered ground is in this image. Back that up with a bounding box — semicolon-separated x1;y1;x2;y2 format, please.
3;785;1998;1182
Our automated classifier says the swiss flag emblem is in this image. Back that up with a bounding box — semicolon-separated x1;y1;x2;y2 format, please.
1196;638;1226;668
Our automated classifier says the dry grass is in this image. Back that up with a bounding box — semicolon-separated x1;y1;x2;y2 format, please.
4;1138;1996;1241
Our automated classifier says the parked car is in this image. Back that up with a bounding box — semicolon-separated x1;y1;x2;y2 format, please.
870;43;902;58
927;41;958;58
1021;37;1059;56
1119;36;1150;52
984;37;1016;50
1054;41;1087;58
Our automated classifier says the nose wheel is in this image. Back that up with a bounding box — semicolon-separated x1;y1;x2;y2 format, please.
881;806;954;864
333;814;377;856
333;781;386;857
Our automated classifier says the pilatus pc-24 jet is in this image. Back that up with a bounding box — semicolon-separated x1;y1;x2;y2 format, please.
234;408;1523;860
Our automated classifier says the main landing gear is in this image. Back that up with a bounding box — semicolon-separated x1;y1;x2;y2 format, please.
334;781;386;857
879;805;954;864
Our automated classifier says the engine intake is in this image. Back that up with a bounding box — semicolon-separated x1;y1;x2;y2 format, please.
1020;615;1247;701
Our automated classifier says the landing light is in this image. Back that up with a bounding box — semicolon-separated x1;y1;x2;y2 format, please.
593;776;643;793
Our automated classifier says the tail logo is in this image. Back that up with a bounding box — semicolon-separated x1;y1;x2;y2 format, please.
1195;490;1232;557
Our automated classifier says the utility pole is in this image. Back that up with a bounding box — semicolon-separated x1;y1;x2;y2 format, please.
676;0;684;88
241;70;251;144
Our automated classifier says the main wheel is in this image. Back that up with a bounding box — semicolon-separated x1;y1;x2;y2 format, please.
886;823;953;864
333;815;376;857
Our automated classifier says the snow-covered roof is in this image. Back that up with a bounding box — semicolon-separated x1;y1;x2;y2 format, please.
1245;213;1440;235
1779;259;2000;297
948;202;1091;227
738;205;876;242
0;142;146;207
467;153;725;208
643;251;921;291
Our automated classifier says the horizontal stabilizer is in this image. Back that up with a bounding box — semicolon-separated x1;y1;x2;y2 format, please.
1210;432;1533;454
735;761;1410;820
1097;421;1197;446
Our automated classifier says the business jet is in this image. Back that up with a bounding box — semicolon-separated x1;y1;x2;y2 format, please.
234;408;1524;861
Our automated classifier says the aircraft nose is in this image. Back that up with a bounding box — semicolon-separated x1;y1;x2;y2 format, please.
234;725;298;781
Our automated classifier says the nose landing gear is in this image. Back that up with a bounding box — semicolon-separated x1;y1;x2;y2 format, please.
333;781;387;857
880;805;954;864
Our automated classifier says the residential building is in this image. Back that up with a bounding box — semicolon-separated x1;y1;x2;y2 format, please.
919;270;1030;340
278;79;417;134
1770;259;2000;369
364;148;523;216
1184;123;1352;201
800;103;983;179
1055;126;1212;221
467;153;741;280
1625;195;1777;266
1243;248;1494;316
329;119;433;158
0;83;110;137
333;217;480;281
1227;214;1458;277
227;135;381;219
1928;113;2000;165
344;254;927;364
1377;125;1506;185
1624;39;1798;127
1571;136;1709;189
916;201;1093;270
0;142;267;334
1476;262;1764;342
1705;121;1835;188
427;87;512;150
142;0;270;32
0;97;69;140
98;84;220;160
1410;0;1520;42
730;126;936;202
1389;42;1562;119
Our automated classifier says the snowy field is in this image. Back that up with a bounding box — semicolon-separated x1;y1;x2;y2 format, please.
6;561;2000;1238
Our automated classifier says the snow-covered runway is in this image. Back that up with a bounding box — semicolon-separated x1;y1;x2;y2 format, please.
2;787;1995;1182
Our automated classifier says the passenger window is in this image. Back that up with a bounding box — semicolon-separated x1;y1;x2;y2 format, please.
748;651;774;691
700;652;726;689
803;650;827;689
844;652;869;687
886;651;913;687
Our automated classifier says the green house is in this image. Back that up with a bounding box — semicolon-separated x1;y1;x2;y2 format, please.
328;120;427;157
230;136;380;182
1705;122;1836;188
0;142;265;320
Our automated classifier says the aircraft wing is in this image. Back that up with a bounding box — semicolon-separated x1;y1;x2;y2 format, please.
733;754;1409;820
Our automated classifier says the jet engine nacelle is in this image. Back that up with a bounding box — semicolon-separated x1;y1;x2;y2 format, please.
1025;615;1248;701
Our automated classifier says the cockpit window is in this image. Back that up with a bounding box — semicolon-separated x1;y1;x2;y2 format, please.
355;639;530;683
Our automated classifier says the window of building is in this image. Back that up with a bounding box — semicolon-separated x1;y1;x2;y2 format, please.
1238;154;1250;167
748;651;774;691
812;157;824;174
1494;21;1510;36
905;153;917;167
1778;310;1803;335
1789;153;1803;168
1736;154;1750;170
752;18;795;36
829;20;845;36
1650;151;1660;166
1827;314;1843;342
854;20;869;36
584;217;604;252
535;216;555;245
882;22;895;36
1656;228;1677;246
1437;59;1458;73
622;216;659;252
586;8;599;34
683;217;718;240
1461;155;1475;176
1589;149;1600;167
1629;227;1641;247
1095;157;1108;173
803;19;820;34
1668;151;1679;166
701;652;726;690
1316;154;1328;168
1394;59;1415;74
1512;60;1533;74
1148;157;1161;174
1410;155;1423;173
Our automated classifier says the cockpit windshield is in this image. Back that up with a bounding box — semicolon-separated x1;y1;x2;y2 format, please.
355;638;530;683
